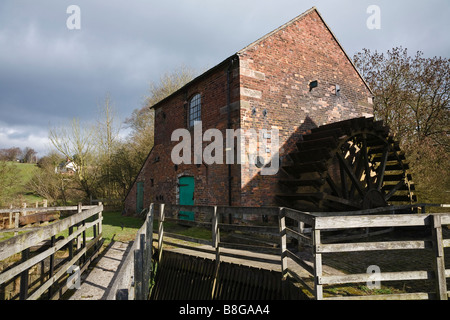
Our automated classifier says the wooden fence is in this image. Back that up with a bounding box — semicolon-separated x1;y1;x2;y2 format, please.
108;202;450;300
109;203;282;300
280;203;450;300
0;200;53;232
0;204;103;300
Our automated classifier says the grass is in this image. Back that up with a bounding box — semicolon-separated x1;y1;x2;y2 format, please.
101;211;144;244
4;162;43;205
52;211;144;247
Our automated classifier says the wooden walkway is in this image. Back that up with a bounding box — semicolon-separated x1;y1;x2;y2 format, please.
67;241;131;300
65;239;329;300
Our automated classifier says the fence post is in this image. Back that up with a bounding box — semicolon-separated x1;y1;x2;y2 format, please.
313;227;323;300
211;206;220;298
19;248;30;300
21;203;27;217
279;208;288;278
134;247;143;300
116;289;129;300
8;204;13;231
158;204;165;263
145;204;155;298
98;202;103;238
431;214;448;300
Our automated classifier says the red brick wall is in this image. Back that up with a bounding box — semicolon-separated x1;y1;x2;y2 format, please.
238;9;373;207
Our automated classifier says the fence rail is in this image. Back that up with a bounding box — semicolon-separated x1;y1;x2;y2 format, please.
0;204;103;300
280;203;450;300
109;202;450;300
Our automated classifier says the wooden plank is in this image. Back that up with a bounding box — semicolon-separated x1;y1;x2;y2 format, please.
440;213;450;225
218;223;278;234
282;207;315;226
0;205;96;214
219;242;279;255
316;240;432;253
319;270;433;285
285;249;314;276
279;211;288;277
19;212;60;226
324;292;434;300
158;204;165;262
164;232;212;246
0;205;103;261
0;221;92;284
314;213;429;230
27;233;101;300
218;206;279;217
431;215;448;300
443;239;450;248
313;229;323;300
286;269;315;296
285;226;311;243
165;204;214;216
134;248;143;300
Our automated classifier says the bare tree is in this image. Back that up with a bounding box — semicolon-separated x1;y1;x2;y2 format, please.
49;118;96;198
125;65;198;162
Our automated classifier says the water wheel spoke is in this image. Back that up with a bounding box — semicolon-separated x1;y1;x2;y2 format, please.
326;173;342;198
323;194;361;209
384;178;405;201
337;151;365;197
349;149;364;199
362;134;372;190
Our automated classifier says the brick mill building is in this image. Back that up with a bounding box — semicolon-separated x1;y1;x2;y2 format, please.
124;7;377;217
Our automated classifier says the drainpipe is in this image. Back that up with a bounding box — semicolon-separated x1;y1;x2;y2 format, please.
226;57;236;224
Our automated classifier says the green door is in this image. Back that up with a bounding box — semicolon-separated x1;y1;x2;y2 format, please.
179;176;194;221
136;182;144;214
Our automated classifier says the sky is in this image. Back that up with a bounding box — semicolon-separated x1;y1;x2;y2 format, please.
0;0;449;157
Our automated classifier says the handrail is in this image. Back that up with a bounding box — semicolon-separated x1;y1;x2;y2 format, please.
0;204;103;300
109;202;450;301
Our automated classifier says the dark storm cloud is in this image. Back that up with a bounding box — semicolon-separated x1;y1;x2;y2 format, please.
0;0;449;156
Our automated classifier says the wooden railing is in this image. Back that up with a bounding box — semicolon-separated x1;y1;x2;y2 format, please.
108;202;450;300
0;204;103;300
109;203;281;300
280;203;450;300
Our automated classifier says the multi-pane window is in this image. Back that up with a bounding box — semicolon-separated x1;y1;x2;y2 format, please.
188;94;201;128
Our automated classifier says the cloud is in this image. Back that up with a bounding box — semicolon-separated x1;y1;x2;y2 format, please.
0;0;448;158
0;122;51;155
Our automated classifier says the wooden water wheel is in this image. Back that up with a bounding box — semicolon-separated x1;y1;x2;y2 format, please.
277;117;416;212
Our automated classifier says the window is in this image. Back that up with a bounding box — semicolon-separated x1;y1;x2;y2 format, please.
188;93;201;128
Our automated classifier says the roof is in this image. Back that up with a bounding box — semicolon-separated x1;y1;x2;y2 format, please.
149;6;373;107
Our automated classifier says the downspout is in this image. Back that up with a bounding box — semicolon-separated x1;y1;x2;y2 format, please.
226;57;236;223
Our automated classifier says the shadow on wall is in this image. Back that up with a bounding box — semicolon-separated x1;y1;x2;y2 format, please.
239;115;319;214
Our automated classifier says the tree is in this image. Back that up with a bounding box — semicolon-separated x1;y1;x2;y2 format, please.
94;93;122;199
0;147;22;161
49;118;97;198
124;65;198;161
22;147;37;163
353;47;450;203
28;152;76;205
